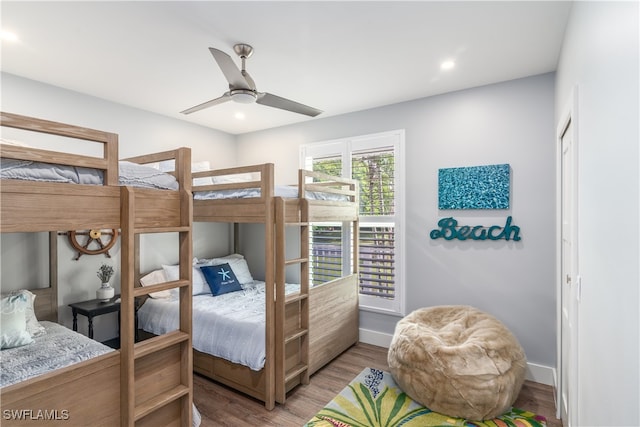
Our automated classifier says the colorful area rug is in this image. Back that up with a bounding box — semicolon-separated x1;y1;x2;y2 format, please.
305;368;547;427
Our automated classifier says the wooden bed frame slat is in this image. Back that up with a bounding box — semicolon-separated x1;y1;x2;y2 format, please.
1;181;121;232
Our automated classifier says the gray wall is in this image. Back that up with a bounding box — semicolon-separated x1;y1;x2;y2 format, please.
236;73;557;371
555;2;639;425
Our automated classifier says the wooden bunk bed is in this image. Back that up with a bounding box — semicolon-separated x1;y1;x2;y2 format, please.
0;112;194;426
190;163;360;410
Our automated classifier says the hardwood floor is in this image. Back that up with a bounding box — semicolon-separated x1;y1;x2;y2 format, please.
193;343;562;427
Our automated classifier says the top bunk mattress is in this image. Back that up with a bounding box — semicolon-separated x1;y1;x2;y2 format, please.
191;163;355;202
0;321;115;388
0;158;179;190
193;185;347;201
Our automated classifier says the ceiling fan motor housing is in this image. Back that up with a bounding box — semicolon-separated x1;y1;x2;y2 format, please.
230;89;257;104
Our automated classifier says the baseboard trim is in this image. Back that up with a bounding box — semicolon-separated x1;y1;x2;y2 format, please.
525;362;556;387
359;328;556;386
359;328;394;348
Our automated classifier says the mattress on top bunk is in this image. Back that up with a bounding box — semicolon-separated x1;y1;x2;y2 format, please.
0;158;179;190
194;185;347;201
137;281;300;371
0;321;115;388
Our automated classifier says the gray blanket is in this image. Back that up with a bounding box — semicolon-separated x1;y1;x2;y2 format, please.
0;321;114;388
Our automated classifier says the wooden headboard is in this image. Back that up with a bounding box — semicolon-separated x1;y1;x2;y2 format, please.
31;231;58;322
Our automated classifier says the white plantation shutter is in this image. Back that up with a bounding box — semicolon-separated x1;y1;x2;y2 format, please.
310;224;343;285
358;225;395;298
302;130;405;315
352;146;396;302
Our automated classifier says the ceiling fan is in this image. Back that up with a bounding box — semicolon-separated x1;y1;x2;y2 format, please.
181;44;323;117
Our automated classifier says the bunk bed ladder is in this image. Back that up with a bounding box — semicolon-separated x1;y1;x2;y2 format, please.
120;185;193;427
274;196;310;404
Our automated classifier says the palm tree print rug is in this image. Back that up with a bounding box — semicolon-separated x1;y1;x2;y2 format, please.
305;368;547;427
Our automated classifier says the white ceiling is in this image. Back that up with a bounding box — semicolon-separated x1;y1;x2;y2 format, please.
1;1;572;135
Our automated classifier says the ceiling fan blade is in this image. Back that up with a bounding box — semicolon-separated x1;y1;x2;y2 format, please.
209;47;250;89
180;92;231;115
257;92;323;117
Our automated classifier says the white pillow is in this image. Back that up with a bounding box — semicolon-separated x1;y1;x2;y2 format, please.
197;254;254;285
9;289;46;338
1;294;34;349
139;269;172;299
161;264;211;296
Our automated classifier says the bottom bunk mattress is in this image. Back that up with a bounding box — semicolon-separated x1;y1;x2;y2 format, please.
0;321;115;388
137;281;300;371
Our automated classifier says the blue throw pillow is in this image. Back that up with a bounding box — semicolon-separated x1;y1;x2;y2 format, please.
200;263;242;296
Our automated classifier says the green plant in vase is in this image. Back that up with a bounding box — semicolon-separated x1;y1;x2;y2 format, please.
96;263;115;302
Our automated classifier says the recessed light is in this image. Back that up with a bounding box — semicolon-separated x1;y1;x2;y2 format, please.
234;112;245;120
1;31;18;42
441;60;455;70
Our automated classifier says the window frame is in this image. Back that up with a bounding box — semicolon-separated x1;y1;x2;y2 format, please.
300;129;405;315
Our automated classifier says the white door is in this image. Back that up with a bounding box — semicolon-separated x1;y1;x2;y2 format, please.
560;117;579;427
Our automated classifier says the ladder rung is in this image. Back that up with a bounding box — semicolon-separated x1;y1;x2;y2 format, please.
285;328;308;344
134;384;190;421
285;292;309;304
133;279;189;298
134;225;191;234
284;363;308;383
134;330;189;360
285;257;308;266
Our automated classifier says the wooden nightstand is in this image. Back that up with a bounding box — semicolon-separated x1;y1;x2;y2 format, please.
68;295;139;348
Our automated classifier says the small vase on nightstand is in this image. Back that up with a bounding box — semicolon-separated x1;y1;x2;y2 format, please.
97;282;115;302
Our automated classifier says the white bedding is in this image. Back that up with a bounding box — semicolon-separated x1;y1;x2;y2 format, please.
0;321;114;388
137;281;300;371
194;185;347;201
0;159;179;190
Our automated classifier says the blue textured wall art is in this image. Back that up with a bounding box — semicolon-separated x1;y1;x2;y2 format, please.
438;164;510;210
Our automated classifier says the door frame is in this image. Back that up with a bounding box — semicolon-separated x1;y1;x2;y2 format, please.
556;85;580;426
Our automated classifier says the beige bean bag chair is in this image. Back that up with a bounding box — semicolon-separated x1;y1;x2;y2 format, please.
388;305;526;420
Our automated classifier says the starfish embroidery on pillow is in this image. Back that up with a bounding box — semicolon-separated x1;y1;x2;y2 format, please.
218;268;231;281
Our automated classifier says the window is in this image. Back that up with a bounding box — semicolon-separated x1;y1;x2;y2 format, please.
301;130;405;315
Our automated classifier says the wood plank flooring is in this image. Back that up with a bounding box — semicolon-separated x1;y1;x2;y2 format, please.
193;343;562;427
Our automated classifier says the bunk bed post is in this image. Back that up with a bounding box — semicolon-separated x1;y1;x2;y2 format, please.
298;170;312;387
177;149;194;427
264;163;276;410
134;234;141;291
300;198;310;385
233;223;240;253
103;133;119;186
49;231;58;322
121;186;136;427
274;197;286;402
